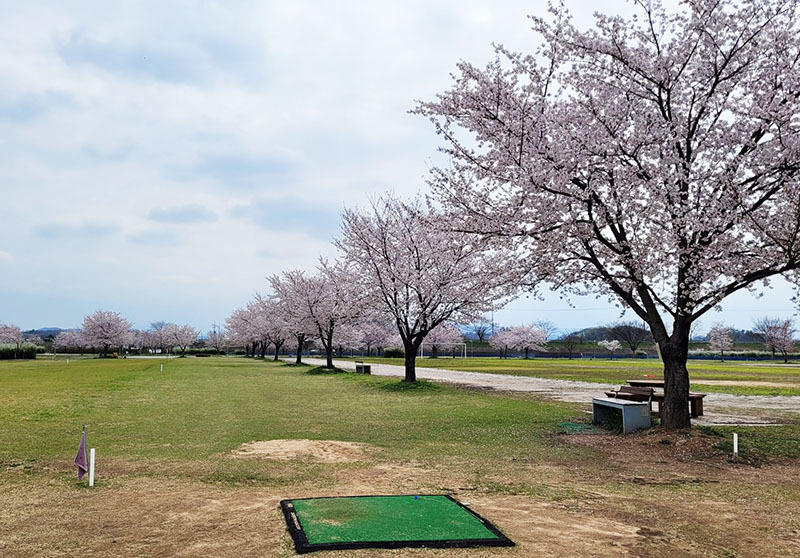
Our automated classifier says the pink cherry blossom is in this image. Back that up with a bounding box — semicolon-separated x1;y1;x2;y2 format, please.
416;0;800;428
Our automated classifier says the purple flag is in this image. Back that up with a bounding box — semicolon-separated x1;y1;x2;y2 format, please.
74;429;88;480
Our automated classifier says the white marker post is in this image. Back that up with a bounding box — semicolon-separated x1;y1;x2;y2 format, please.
733;433;739;457
160;364;163;372
89;448;95;487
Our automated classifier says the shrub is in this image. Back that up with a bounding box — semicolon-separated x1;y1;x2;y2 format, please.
0;344;38;360
384;347;405;358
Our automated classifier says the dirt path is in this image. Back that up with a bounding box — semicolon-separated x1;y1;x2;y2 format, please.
302;358;800;425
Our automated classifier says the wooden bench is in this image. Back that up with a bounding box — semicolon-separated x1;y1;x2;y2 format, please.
605;386;707;418
354;360;371;374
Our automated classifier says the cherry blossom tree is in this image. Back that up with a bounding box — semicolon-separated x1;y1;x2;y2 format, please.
753;316;783;358
507;323;548;359
251;295;291;360
206;324;228;353
355;315;397;356
54;329;80;354
25;335;44;348
164;323;198;356
598;339;621;359
123;330;146;356
269;260;359;369
0;324;25;358
226;306;269;357
147;322;170;354
264;275;316;364
338;195;511;381
423;323;464;358
418;0;800;427
333;323;364;357
82;311;131;357
708;323;734;361
489;328;515;358
765;319;797;362
206;324;229;354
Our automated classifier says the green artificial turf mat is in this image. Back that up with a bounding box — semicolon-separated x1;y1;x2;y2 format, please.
281;495;514;553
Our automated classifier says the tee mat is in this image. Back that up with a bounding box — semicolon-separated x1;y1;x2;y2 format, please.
280;494;514;554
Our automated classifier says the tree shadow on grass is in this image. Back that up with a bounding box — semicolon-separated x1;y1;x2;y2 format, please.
306;366;349;375
378;380;441;393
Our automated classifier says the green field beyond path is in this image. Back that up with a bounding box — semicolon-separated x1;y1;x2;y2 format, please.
349;357;800;396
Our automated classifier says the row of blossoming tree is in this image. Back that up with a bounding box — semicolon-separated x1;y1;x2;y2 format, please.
51;311;200;357
228;0;800;429
708;318;797;362
226;195;513;381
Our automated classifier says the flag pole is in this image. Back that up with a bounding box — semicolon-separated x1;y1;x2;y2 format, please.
89;448;95;487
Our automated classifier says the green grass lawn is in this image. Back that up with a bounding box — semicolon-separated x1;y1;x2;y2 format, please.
1;356;799;557
347;356;800;395
2;356;798;471
0;357;587;485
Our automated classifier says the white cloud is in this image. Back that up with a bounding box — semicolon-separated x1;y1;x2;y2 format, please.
2;0;792;333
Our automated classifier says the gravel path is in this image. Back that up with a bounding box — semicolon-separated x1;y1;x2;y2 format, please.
301;358;800;426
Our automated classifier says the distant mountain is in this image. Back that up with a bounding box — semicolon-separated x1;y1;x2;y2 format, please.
23;327;63;340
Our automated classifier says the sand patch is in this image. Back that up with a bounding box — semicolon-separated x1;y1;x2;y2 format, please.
230;439;372;462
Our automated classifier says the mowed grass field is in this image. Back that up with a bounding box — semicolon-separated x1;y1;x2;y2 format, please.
354;356;800;396
1;357;799;557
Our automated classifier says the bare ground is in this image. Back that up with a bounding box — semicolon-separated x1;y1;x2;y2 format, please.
304;359;800;425
1;431;799;557
229;440;372;462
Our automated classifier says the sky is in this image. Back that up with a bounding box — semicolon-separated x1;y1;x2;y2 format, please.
0;0;797;336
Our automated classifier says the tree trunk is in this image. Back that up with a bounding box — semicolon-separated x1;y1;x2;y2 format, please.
524;347;529;359
323;331;334;369
273;341;282;361
402;338;423;382
659;324;692;429
295;335;304;364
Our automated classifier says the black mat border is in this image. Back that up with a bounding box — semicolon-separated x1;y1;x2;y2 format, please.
280;494;515;554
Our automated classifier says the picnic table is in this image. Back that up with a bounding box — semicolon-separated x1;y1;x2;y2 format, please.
607;384;707;418
626;379;664;388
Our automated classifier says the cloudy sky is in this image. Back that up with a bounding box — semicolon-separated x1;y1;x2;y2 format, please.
1;0;796;336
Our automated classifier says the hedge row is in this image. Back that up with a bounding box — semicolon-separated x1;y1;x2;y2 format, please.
0;345;38;360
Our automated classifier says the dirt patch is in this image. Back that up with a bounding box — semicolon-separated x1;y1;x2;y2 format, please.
230;439;373;462
2;446;799;557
